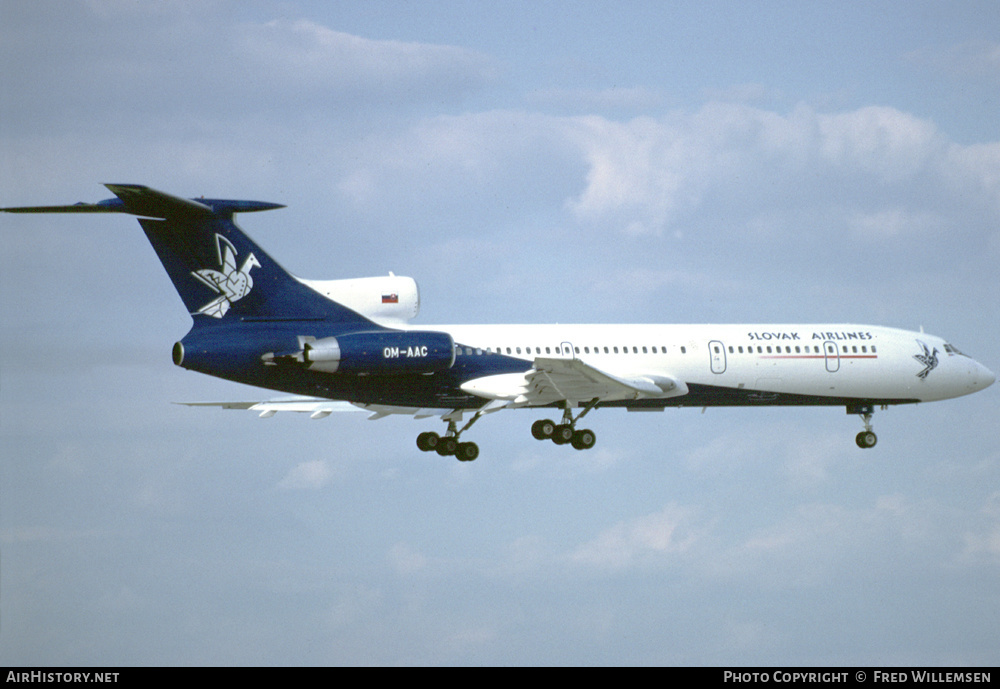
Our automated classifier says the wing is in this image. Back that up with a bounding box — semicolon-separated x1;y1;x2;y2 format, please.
177;396;366;419
461;357;688;406
175;396;478;421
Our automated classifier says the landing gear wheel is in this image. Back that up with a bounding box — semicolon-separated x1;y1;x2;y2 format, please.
856;431;877;449
416;431;440;452
571;429;596;451
552;424;575;445
436;436;459;456
532;419;556;440
456;442;479;462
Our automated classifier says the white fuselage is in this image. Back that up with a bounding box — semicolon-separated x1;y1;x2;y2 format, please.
427;323;994;405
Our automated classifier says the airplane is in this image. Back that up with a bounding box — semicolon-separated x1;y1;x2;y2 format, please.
3;184;994;461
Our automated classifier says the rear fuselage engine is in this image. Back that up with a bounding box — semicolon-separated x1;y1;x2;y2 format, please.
280;330;455;375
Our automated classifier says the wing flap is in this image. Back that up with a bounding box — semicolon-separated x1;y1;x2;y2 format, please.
461;357;688;406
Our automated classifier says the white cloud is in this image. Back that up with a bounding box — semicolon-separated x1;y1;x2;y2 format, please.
568;503;698;570
277;460;336;490
563;114;693;235
553;102;957;235
234;19;497;101
708;495;950;587
945;141;1000;209
815;106;940;181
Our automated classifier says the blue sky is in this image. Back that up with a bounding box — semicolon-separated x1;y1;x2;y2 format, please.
1;0;998;666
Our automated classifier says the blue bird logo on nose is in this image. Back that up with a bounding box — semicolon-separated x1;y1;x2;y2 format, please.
913;340;939;380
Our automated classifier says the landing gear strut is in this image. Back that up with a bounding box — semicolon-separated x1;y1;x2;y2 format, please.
531;398;599;451
416;411;484;461
850;404;878;449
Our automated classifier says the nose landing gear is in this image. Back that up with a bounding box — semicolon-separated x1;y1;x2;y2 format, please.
851;404;878;449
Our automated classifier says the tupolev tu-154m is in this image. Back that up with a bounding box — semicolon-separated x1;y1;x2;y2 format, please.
3;185;994;461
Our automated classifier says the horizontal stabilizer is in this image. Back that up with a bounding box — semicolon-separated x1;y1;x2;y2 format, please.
0;201;124;214
2;184;285;218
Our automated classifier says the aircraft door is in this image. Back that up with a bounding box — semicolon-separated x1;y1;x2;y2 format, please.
824;340;840;372
560;341;576;359
709;340;727;374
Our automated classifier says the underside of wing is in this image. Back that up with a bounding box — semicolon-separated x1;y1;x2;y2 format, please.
177;396;364;419
176;396;476;421
461;357;688;406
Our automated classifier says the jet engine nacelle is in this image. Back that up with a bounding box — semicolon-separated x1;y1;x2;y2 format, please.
295;330;455;375
297;274;419;326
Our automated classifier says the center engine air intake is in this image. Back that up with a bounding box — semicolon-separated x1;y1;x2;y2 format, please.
286;330;455;375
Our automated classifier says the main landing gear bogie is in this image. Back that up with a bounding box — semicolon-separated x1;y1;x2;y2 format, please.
416;431;479;461
416;410;488;462
532;420;597;450
531;399;599;451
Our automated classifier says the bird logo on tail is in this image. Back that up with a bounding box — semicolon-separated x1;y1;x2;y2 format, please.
191;234;261;318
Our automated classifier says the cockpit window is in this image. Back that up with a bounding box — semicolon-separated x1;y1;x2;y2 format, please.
944;343;966;356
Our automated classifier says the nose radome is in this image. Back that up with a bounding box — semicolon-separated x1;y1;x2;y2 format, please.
972;361;995;391
981;363;995;388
